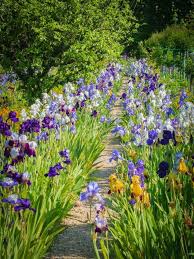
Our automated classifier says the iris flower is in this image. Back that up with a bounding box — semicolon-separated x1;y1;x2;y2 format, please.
80;182;102;202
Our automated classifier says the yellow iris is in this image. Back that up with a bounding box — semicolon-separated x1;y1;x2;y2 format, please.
178;158;188;174
142;191;150;207
109;174;124;193
0;107;10;117
130;175;143;197
131;183;143;197
175;133;182;143
109;90;112;96
128;149;137;160
131;175;141;185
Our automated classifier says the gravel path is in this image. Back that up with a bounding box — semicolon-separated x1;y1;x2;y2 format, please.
47;78;127;259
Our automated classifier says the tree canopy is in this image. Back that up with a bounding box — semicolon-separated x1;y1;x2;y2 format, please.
0;0;136;100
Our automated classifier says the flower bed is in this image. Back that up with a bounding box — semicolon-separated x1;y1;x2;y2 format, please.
0;64;122;258
87;60;194;258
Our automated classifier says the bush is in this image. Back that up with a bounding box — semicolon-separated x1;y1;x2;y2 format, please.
145;24;194;50
142;24;194;74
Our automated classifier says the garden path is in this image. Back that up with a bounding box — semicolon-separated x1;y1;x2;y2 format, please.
47;78;127;259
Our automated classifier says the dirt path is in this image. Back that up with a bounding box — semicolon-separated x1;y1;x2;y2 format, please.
47;78;127;259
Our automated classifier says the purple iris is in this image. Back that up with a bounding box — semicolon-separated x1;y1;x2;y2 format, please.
44;163;64;177
128;161;136;179
108;94;117;106
166;108;174;117
149;82;156;91
131;124;141;135
160;138;169;145
59;149;69;158
100;116;106;123
136;160;145;187
146;138;153;145
8;111;19;122
11;155;25;165
121;93;127;99
24;143;36;157
160;130;173;145
0;178;18;187
109;149;123;162
128;160;145;187
159;161;169;171
44;166;59;177
53;163;63;171
20;119;40;134
95;216;108;233
0;73;9;86
147;129;158;145
157;161;169;178
179;90;187;107
0;120;11;136
0;164;14;174
80;100;85;108
42;116;55;129
163;130;173;139
80;182;101;202
14;198;36;212
70;125;76;134
2;194;19;204
142;86;148;93
59;149;71;164
6;171;31;186
136;160;144;174
37;132;49;141
127;108;134;116
171;118;179;129
129;199;136;206
91;110;98;117
77;78;84;85
148;130;158;140
111;125;126;136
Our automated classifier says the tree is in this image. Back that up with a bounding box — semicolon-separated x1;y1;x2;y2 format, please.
0;0;136;101
132;0;193;40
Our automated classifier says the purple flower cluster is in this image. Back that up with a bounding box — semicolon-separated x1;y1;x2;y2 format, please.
2;195;35;212
45;149;71;178
0;164;31;187
80;182;107;234
179;90;187;107
0;116;11;136
4;137;37;165
106;94;117;109
0;63;121;228
20;119;40;134
128;159;145;187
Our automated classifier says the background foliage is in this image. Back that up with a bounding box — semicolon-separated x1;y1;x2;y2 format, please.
0;0;136;101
